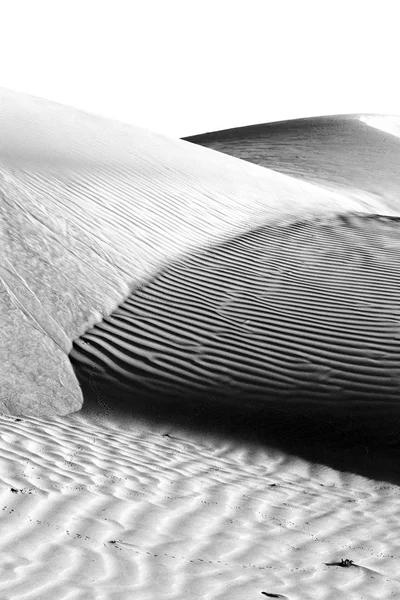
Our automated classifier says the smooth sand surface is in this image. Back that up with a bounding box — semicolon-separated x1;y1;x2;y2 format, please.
1;91;400;597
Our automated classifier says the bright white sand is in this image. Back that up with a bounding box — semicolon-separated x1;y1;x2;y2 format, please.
1;91;400;599
360;115;400;140
1;92;399;419
0;412;399;599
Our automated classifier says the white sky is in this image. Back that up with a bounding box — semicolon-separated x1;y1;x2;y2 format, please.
1;0;399;138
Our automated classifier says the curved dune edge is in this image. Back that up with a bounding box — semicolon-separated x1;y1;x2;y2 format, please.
3;92;398;417
360;114;400;139
183;114;400;213
70;211;400;456
1;91;399;417
1;95;400;600
0;412;400;599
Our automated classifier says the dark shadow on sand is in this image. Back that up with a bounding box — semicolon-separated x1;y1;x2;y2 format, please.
183;115;400;213
69;214;400;484
70;362;400;485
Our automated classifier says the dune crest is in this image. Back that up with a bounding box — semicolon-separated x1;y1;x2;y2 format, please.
1;91;397;416
360;114;400;139
1;92;400;598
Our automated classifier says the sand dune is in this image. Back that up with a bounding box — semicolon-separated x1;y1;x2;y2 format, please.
184;114;400;212
1;412;400;599
71;211;400;460
1;90;400;598
3;93;396;417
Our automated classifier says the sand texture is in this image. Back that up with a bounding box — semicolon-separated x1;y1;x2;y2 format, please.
71;212;400;456
1;412;400;599
3;94;395;417
0;90;400;598
184;114;400;213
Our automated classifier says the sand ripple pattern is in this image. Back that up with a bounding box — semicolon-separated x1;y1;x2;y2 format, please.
71;213;400;440
3;92;396;416
1;413;400;599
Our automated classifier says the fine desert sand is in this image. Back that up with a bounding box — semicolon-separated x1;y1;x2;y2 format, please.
0;90;400;599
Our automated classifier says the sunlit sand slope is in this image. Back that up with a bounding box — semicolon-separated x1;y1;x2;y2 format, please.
1;94;400;600
183;114;400;212
3;91;388;416
1;412;400;599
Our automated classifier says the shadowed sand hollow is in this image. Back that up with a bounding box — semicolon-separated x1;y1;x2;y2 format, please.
71;212;400;465
1;90;400;598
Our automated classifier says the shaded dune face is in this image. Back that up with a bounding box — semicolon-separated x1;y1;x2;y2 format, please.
183;115;400;213
1;89;400;459
71;213;400;452
4;90;372;416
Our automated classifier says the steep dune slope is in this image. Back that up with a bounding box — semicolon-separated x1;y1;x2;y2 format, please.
2;91;395;418
71;212;400;458
183;114;400;211
0;91;400;600
1;95;400;598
